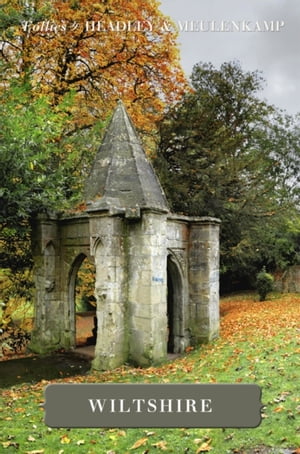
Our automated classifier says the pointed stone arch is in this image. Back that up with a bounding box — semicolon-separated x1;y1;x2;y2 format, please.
68;253;87;348
167;252;187;353
68;253;96;348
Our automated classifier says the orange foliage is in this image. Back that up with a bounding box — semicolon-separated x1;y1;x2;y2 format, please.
2;0;188;140
220;294;300;341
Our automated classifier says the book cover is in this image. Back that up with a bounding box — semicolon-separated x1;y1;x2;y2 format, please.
1;1;299;452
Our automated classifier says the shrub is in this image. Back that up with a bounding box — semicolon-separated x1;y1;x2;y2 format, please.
0;324;31;357
256;267;274;301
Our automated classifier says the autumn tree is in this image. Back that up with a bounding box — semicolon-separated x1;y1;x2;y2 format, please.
0;0;187;142
156;61;300;290
1;0;187;231
0;0;187;279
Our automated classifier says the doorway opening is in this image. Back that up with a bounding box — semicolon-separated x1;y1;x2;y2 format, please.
70;255;96;347
167;255;183;354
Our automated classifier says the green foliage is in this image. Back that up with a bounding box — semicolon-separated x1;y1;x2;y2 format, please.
0;78;106;231
256;267;274;301
0;80;68;280
0;267;33;357
0;81;71;228
0;1;43;32
255;216;300;271
156;61;300;291
157;62;271;214
0;50;109;326
75;259;96;312
0;78;105;316
0;77;104;259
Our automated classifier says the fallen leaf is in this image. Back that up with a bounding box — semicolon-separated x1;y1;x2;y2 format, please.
130;437;148;450
14;407;25;413
60;435;71;444
118;430;126;437
2;442;19;449
196;441;212;453
152;440;168;450
76;440;85;445
224;433;234;441
27;435;36;442
273;406;284;413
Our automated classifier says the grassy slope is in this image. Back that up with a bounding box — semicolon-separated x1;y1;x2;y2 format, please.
1;293;299;453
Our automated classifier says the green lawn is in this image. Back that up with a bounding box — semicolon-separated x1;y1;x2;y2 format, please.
1;293;299;453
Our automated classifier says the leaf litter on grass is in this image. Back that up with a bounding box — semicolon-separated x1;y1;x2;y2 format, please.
0;293;299;453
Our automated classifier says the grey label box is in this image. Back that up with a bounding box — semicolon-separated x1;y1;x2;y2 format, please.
44;383;262;428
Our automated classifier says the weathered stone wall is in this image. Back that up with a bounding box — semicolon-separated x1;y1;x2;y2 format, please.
127;211;168;366
30;211;220;369
188;219;220;344
30;214;61;353
30;213;92;353
274;265;300;293
90;215;128;370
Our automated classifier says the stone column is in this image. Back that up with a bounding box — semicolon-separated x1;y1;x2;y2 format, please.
188;217;220;344
90;215;128;370
30;214;62;353
127;211;168;366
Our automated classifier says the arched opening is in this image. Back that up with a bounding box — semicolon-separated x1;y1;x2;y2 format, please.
167;255;184;354
69;255;96;348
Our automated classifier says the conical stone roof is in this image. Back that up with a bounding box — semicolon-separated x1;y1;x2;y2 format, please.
84;101;169;216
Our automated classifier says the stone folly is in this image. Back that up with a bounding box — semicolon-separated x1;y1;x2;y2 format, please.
30;102;220;370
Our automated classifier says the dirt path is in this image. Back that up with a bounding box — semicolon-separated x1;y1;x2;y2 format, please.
0;352;91;388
